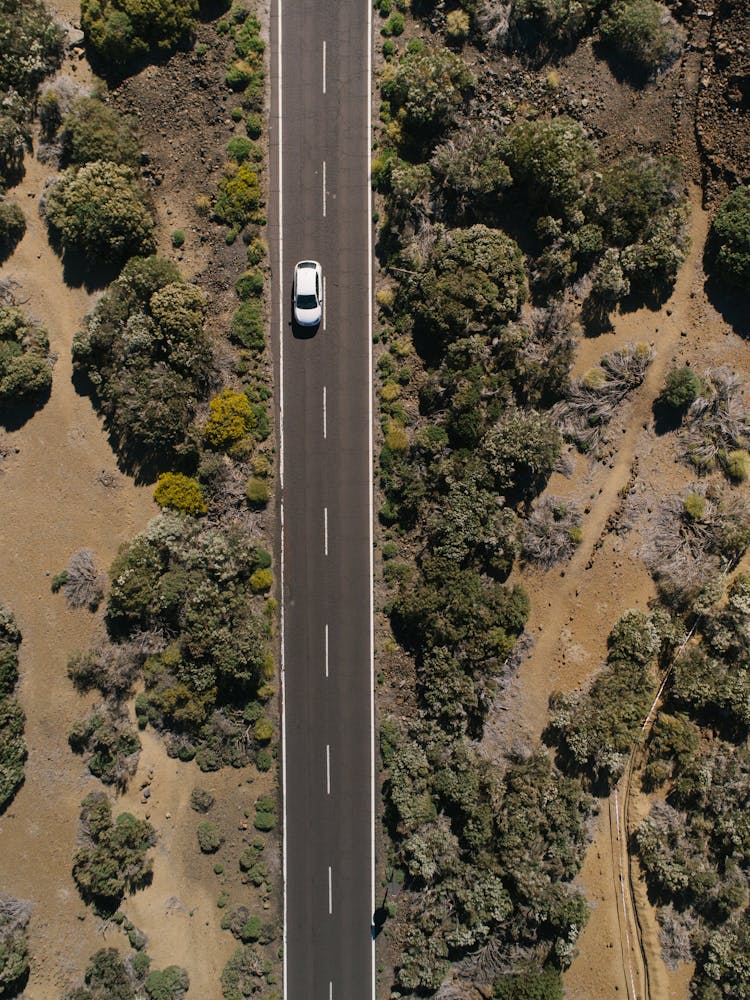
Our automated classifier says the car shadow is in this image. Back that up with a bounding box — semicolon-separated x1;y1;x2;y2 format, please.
290;318;319;340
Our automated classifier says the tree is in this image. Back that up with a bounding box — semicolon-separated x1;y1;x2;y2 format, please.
599;0;681;76
72;792;156;910
659;366;701;411
501;117;595;219
410;225;527;341
711;185;750;290
60;97;140;167
0;0;62;97
0;200;25;259
381;46;475;138
81;0;198;75
482;406;561;501
0;305;52;404
45;161;155;265
430;122;512;211
72;256;211;472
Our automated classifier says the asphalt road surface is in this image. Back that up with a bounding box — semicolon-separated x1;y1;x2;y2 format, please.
269;1;374;998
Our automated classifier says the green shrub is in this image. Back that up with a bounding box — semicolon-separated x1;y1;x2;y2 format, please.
501;117;594;219
0;697;26;811
659;366;701;411
154;472;207;515
0;900;29;996
60;97;139;167
226;136;254;163
214;161;262;230
711;185;750;290
244;113;262;139
253;717;273;742
445;9;470;43
599;0;681;75
226;60;254;90
0;305;52;404
381;11;404;35
245;237;266;265
190;787;214;813
726;449;750;483
81;0;198;75
204;389;256;449
45;161;155;265
382;38;396;59
170;229;185;249
230;299;265;351
235;269;264;299
145;965;190;999
197;821;223;853
68;708;141;789
493;968;564;999
381;46;476;138
255;748;272;771
249;568;272;593
0;201;26;257
221;945;269;1000
683;493;706;522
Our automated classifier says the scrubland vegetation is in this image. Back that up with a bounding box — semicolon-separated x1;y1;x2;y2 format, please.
373;0;750;996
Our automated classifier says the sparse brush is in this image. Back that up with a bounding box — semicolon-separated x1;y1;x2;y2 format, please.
682;368;750;476
641;484;750;607
551;342;653;454
68;636;142;699
522;496;582;568
62;548;105;611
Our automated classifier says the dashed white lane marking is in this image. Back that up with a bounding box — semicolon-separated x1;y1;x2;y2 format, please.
323;385;327;439
328;866;333;915
326;744;331;795
323;40;327;94
325;623;329;678
323;160;326;217
323;275;327;330
324;506;328;556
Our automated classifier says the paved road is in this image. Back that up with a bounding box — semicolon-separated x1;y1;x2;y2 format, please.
269;1;374;997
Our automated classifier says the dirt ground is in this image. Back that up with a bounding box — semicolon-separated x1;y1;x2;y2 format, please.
0;6;276;995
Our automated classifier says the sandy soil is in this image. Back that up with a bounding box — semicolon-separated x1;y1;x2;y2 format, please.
0;150;157;994
0;29;262;997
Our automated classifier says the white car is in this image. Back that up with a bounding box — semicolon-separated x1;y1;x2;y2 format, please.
292;260;323;327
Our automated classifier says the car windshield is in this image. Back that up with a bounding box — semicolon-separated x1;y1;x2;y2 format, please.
297;294;318;308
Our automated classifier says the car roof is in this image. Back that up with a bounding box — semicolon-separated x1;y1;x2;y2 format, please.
296;262;318;296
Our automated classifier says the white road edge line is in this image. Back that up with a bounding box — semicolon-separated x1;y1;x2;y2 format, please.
328;866;333;915
276;0;288;995
323;385;327;439
323;160;326;217
325;623;329;678
367;0;376;993
326;744;331;795
323;40;327;94
324;506;328;556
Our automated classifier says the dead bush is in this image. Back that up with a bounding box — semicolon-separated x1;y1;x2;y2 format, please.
682;368;750;476
522;496;582;568
551;342;653;454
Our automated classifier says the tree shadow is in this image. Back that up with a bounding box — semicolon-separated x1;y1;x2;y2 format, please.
703;274;750;339
652;397;683;436
0;387;53;431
